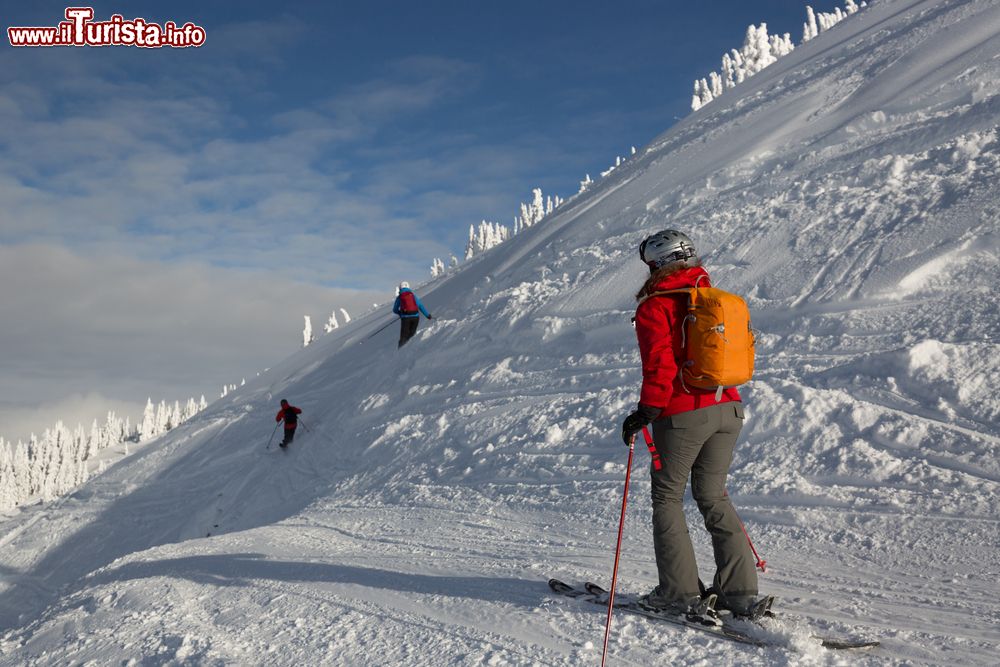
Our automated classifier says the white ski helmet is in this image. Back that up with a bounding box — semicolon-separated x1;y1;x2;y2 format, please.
399;281;410;289
639;229;698;271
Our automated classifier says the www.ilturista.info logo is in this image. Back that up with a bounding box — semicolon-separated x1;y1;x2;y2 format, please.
8;7;206;48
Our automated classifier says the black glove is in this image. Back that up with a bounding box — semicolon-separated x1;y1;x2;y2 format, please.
427;314;433;320
621;404;661;446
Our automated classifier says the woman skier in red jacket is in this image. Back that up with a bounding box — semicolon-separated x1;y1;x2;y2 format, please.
621;229;762;624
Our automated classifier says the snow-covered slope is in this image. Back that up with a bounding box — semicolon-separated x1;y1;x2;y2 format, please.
2;0;998;664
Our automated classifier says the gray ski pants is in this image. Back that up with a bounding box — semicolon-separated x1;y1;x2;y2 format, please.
649;401;758;603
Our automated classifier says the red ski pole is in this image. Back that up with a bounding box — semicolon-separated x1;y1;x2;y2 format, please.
600;435;635;667
733;504;767;572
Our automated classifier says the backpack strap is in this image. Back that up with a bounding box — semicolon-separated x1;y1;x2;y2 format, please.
635;288;699;393
636;288;693;308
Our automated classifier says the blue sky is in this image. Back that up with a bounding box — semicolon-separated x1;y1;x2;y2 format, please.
0;0;849;441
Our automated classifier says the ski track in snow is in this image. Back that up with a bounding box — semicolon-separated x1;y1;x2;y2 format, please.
2;0;1000;664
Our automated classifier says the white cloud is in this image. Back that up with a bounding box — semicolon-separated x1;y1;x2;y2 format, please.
0;244;383;444
0;392;146;447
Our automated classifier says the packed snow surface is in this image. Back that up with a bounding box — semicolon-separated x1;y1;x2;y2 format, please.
2;0;999;664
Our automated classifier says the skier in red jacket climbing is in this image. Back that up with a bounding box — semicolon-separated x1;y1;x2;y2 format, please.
275;399;302;449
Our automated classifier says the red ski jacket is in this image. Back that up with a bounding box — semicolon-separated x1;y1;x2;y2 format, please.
275;405;302;430
634;266;741;417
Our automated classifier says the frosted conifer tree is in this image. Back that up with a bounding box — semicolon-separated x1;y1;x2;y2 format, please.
466;221;511;259
803;6;819;41
803;3;864;42
449;255;459;269
73;424;87;465
530;188;545;224
324;311;339;333
710;71;724;97
0;388;211;510
340;308;350;323
88;419;101;458
0;443;13;509
687;0;879;113
692;78;713;110
516;203;530;234
465;224;477;260
170;400;182;430
770;31;794;58
139;398;156;442
12;441;30;504
579;174;593;193
303;316;314;347
820;8;845;30
600;152;633;179
155;400;169;435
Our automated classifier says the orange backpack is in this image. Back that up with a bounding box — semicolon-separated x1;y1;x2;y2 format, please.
643;285;755;397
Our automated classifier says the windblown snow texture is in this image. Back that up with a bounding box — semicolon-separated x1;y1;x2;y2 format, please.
2;0;999;664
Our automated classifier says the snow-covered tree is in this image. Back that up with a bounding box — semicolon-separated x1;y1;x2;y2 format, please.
601;154;628;179
324;310;339;333
803;6;819;41
139;398;156;442
0;442;14;509
303;315;314;347
12;440;30;504
153;400;169;435
513;188;555;234
465;225;476;260
530;188;545;223
430;257;446;277
87;419;101;458
466;220;512;259
691;5;853;112
184;398;200;421
692;79;711;111
804;2;865;42
579;174;594;193
0;389;210;511
340;308;351;324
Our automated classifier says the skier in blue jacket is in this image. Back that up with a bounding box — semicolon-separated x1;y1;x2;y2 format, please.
392;282;433;347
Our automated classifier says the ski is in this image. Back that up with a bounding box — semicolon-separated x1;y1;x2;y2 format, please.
550;579;879;651
584;581;878;649
550;578;769;647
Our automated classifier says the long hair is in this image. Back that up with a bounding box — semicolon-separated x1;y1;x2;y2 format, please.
635;259;702;301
